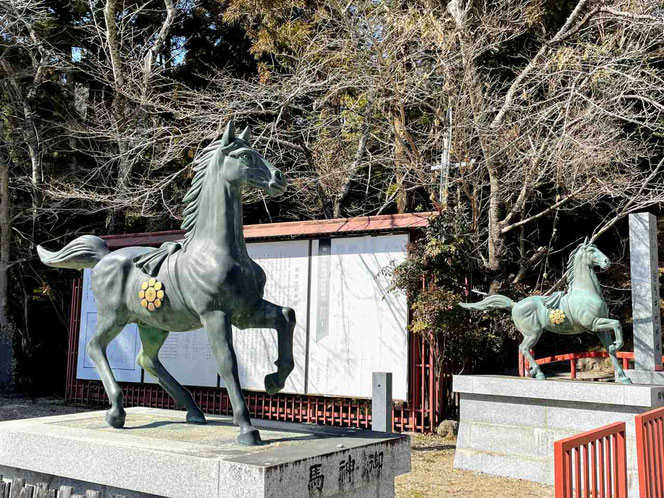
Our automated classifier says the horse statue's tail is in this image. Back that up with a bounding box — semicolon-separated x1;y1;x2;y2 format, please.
459;294;515;312
37;235;110;269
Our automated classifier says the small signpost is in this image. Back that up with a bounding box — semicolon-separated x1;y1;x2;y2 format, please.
371;371;393;433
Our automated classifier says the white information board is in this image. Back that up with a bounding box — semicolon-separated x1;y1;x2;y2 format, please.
144;239;310;391
143;328;218;387
76;269;142;382
224;239;309;394
76;233;409;400
307;235;409;400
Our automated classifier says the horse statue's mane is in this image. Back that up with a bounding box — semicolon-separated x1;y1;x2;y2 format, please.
566;240;597;288
132;133;248;276
180;138;223;250
180;134;250;250
566;244;582;287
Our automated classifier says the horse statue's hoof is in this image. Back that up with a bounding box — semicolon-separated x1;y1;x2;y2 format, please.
237;428;262;446
619;376;633;385
186;409;207;424
264;372;284;395
106;408;126;429
535;372;547;380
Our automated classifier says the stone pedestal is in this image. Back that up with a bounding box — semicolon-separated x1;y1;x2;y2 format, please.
453;375;664;497
0;407;410;498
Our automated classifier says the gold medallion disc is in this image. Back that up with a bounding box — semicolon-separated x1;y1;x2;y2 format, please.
145;288;157;301
139;279;165;311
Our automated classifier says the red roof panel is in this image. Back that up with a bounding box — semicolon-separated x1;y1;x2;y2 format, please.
102;212;431;249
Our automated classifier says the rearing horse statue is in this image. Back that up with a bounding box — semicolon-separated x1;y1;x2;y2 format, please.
38;121;295;445
460;239;631;384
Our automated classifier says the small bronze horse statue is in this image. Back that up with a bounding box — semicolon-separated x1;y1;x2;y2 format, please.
38;122;295;444
460;239;631;384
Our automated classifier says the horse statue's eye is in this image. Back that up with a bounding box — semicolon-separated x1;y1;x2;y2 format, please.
240;154;252;166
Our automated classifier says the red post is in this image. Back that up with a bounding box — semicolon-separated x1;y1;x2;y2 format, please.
635;406;664;497
616;429;628;497
428;343;435;432
570;359;577;380
518;350;536;377
554;438;570;498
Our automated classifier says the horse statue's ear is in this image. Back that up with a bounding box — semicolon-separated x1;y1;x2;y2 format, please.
221;121;235;147
239;126;251;143
583;236;589;245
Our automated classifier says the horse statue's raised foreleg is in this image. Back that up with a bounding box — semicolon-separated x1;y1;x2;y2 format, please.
136;325;207;423
86;312;127;428
235;299;295;395
592;317;632;384
203;310;261;445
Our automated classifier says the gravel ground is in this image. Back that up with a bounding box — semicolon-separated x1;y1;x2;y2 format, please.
395;433;553;498
0;396;553;497
0;394;93;422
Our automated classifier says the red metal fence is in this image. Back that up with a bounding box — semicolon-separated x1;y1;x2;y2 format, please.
519;351;639;380
66;278;458;433
635;406;664;498
554;421;627;498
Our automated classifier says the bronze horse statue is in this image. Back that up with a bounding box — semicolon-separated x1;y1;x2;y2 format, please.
38;122;295;444
460;240;631;384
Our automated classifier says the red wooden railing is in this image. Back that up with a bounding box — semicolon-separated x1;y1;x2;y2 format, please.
635;406;664;498
519;351;641;380
554;422;627;498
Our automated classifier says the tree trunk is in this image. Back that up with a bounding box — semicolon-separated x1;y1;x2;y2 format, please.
22;99;41;243
0;156;14;392
448;0;504;270
487;172;503;271
333;107;370;218
393;113;409;214
103;0;130;232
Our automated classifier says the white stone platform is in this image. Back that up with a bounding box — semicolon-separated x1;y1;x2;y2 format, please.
454;375;664;497
0;407;410;498
625;369;664;384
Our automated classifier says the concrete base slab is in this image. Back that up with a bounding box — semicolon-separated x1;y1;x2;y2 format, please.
625;369;664;385
453;375;664;497
0;407;410;498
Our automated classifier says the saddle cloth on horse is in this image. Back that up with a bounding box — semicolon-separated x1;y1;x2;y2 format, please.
133;241;182;277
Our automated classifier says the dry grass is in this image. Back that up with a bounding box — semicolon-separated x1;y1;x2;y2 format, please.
396;433;553;498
